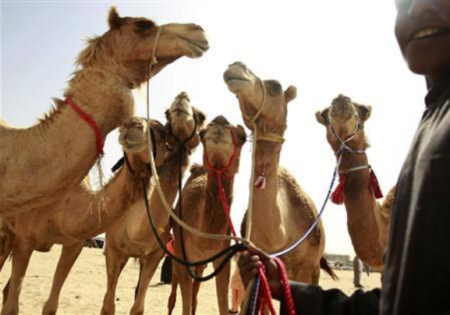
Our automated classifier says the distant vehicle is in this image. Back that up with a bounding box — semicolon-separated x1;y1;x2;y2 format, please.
83;236;105;249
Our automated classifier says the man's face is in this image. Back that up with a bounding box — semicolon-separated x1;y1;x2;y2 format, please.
395;0;450;79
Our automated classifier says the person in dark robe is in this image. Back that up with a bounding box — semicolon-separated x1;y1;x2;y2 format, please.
159;236;174;285
238;1;450;314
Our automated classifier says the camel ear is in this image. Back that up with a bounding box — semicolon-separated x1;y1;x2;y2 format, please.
315;108;329;126
199;128;207;142
108;7;123;29
235;125;247;146
285;85;297;103
356;104;372;122
193;108;206;128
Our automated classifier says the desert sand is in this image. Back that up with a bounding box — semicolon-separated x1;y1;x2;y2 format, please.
0;245;381;314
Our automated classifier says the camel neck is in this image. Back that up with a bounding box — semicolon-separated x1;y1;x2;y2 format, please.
64;162;147;239
248;140;287;249
1;69;133;214
202;174;234;234
129;145;191;244
339;149;385;268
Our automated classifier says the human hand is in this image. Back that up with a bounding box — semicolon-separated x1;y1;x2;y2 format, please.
237;245;282;299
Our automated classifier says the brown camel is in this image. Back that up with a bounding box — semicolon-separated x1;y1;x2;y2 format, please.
0;117;168;315
100;92;206;315
171;116;247;315
315;94;395;270
224;62;336;284
0;7;209;218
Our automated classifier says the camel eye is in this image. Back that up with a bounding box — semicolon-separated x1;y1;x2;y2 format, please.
135;20;154;31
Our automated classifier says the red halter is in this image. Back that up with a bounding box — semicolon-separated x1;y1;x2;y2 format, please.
203;128;239;238
65;98;104;155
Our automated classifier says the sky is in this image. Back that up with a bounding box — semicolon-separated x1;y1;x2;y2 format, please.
1;0;427;256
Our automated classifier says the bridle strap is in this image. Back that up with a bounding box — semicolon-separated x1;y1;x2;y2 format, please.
171;114;198;147
339;164;371;175
256;133;285;144
204;128;239;177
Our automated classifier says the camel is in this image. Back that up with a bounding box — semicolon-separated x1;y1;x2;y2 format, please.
100;92;206;315
171;115;247;315
0;7;209;218
223;62;336;284
0;117;168;315
315;94;395;270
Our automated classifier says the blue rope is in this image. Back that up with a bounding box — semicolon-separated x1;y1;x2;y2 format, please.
249;276;261;315
270;148;344;258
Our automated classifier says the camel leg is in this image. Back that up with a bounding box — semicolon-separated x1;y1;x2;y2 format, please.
100;246;129;315
1;243;33;315
0;228;14;273
191;265;206;315
0;246;12;273
174;261;193;315
42;242;84;315
167;268;178;315
212;259;231;315
130;250;165;315
2;278;10;306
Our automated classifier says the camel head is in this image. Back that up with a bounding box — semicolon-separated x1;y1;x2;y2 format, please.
223;62;297;135
200;116;247;178
76;7;209;87
165;92;206;152
315;94;372;151
119;117;168;175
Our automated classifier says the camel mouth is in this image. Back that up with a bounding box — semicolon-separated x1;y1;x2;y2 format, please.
120;142;147;153
170;108;192;117
224;77;251;84
179;36;209;58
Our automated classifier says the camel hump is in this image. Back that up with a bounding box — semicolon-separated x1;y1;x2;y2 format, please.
381;186;396;215
320;256;339;280
278;166;316;213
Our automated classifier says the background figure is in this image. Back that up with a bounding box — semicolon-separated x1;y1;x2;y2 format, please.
229;253;246;314
159;236;174;285
353;256;363;288
364;263;371;277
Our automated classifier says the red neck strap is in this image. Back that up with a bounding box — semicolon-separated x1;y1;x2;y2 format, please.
65;98;104;155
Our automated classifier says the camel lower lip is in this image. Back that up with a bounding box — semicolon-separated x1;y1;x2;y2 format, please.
180;37;209;52
225;77;250;84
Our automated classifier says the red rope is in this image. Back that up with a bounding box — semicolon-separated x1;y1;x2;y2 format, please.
256;266;277;315
65;98;104;155
331;174;347;205
369;170;383;199
216;173;237;237
204;128;240;238
274;257;296;315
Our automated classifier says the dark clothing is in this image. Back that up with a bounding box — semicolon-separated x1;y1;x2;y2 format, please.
280;284;380;315
381;79;450;314
160;256;172;284
280;80;450;315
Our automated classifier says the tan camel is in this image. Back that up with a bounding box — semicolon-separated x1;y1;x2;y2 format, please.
224;62;336;284
100;92;206;315
171;116;247;315
315;94;395;270
0;117;168;315
0;7;209;218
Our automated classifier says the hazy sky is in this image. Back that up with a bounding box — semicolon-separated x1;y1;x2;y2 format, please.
1;0;427;255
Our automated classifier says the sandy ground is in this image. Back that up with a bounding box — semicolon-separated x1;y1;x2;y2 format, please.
0;245;381;314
